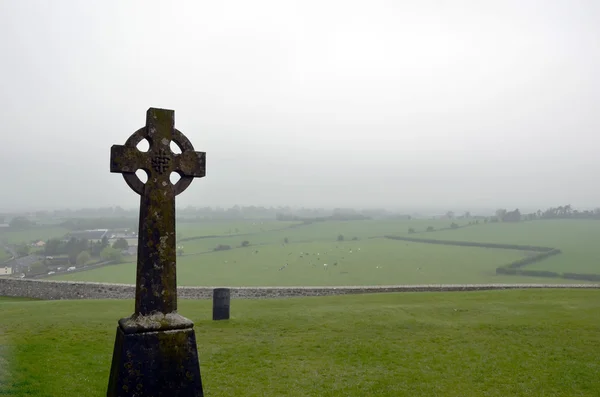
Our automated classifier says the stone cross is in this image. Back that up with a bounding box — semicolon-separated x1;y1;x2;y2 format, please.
110;107;205;315
107;108;205;397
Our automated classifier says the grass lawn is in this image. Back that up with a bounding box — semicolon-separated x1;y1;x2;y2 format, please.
1;290;600;396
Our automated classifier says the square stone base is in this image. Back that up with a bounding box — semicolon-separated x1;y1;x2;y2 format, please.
107;315;203;396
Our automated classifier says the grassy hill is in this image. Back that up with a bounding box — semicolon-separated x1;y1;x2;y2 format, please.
2;290;600;396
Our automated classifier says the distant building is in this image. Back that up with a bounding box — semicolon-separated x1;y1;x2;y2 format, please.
5;255;42;273
0;266;12;275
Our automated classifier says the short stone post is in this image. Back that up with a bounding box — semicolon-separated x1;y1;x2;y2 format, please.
213;288;231;320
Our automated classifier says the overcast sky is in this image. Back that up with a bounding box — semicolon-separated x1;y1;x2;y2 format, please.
0;0;599;213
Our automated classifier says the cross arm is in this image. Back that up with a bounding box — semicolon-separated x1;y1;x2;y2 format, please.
173;151;206;178
110;145;149;174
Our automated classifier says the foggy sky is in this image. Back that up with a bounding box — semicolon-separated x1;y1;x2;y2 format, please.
1;0;599;213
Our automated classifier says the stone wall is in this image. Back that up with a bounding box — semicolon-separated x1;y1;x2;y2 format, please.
0;278;599;300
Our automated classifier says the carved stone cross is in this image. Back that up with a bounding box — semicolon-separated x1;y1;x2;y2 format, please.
110;107;205;315
107;108;205;397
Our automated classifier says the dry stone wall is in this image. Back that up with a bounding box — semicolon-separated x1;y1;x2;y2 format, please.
0;278;599;300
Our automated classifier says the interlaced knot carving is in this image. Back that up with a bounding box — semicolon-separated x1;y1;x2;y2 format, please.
151;149;171;174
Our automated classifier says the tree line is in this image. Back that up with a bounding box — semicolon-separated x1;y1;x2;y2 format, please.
42;236;128;264
493;205;600;223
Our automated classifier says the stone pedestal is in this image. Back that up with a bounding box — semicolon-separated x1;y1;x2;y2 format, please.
213;288;231;321
107;313;204;397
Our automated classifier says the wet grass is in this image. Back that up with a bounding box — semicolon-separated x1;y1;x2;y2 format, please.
2;289;600;396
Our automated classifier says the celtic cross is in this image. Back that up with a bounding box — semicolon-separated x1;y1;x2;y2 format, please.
110;107;206;315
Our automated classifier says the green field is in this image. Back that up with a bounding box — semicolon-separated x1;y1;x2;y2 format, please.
0;296;38;302
0;226;69;245
46;219;600;286
0;248;10;263
177;220;301;238
2;290;600;396
426;220;600;274
53;238;582;286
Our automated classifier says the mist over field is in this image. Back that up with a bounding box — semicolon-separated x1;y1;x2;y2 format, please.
3;4;600;396
1;1;599;213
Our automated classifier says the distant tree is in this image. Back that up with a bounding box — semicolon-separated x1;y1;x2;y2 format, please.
90;241;103;257
76;251;91;266
44;238;63;256
64;237;77;253
101;236;109;249
450;222;459;229
426;226;435;232
16;244;30;257
352;237;359;241
408;228;416;234
112;238;129;250
503;209;521;222
283;237;289;244
241;240;250;247
100;247;123;263
337;234;344;241
75;238;89;255
446;211;455;220
464;211;471;219
68;250;79;265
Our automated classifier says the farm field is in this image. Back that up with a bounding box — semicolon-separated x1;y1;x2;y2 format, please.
177;220;301;238
0;226;69;245
2;290;600;396
52;238;535;286
426;220;600;274
0;248;10;263
48;219;600;286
